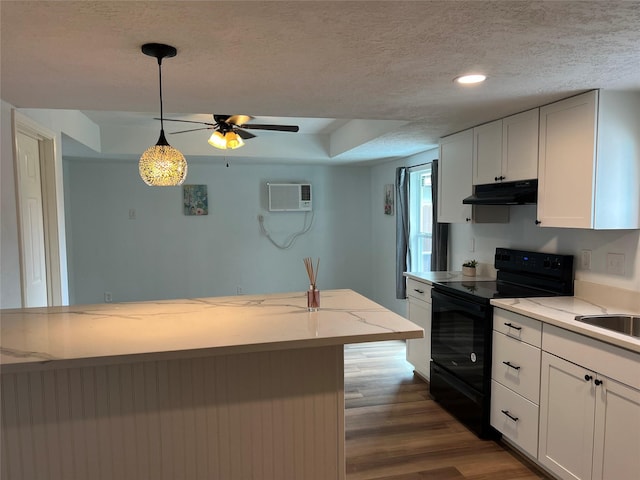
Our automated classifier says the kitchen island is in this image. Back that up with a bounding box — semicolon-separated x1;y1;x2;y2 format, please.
1;289;422;480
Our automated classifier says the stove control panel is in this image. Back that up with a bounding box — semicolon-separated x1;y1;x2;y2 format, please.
494;248;574;281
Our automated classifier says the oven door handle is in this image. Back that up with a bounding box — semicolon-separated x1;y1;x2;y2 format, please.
431;289;487;316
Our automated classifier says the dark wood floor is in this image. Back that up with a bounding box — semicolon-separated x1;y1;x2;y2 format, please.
344;341;551;480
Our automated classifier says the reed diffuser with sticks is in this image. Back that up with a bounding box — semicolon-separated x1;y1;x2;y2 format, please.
303;257;320;311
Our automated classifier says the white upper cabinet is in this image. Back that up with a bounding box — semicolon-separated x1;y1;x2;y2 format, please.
439;129;509;223
472;109;539;185
502;109;539;182
473;120;503;185
438;129;473;223
537;90;640;229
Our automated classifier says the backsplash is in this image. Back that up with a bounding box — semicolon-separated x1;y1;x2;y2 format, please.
450;205;639;294
574;280;640;312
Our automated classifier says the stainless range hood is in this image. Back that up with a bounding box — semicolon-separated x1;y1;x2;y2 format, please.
463;179;538;205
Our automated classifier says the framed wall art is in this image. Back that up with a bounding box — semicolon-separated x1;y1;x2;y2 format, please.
183;184;208;215
384;184;394;215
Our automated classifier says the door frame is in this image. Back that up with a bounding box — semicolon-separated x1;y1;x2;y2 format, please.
12;110;62;306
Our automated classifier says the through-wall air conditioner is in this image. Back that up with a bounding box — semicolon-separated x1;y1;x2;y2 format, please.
268;183;312;211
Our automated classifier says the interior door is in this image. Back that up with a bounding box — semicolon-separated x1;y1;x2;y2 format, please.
15;130;48;307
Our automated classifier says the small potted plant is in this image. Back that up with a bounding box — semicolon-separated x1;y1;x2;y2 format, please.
462;260;478;277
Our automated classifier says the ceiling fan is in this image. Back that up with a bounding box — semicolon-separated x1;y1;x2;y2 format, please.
158;114;300;150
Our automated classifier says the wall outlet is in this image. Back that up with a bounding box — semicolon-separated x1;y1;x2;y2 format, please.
129;208;136;220
104;291;113;303
606;253;625;275
469;237;475;252
236;286;243;295
581;249;592;270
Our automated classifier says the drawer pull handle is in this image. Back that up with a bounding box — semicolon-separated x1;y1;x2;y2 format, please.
501;410;519;422
504;322;522;331
502;361;521;371
414;289;424;294
585;375;593;382
594;379;603;386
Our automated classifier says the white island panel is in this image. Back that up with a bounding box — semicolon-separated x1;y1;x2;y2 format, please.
1;345;344;480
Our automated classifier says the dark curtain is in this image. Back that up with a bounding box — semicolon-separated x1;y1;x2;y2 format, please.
430;160;449;271
395;167;409;299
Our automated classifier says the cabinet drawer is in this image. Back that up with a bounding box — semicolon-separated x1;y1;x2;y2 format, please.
406;278;431;302
491;380;539;458
492;331;541;403
494;309;542;347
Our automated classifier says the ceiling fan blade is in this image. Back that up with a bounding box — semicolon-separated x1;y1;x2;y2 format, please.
155;117;217;127
170;126;215;134
239;124;300;132
226;115;253;126
235;128;257;140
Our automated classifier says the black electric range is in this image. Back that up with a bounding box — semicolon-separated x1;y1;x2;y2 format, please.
429;248;574;438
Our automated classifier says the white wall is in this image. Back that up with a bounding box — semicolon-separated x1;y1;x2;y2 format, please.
0;101;22;308
369;149;440;316
64;158;372;304
450;205;640;292
66;154;640;309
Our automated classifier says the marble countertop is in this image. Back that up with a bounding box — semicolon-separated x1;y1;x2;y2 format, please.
491;297;640;354
404;271;496;284
0;289;423;372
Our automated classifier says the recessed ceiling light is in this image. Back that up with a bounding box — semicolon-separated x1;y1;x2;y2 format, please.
455;74;487;85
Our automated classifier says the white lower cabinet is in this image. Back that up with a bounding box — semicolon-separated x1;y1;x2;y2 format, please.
492;330;541;402
592;374;640;480
492;309;640;480
539;351;640;480
538;352;597;480
490;309;542;458
491;379;539;456
405;278;431;380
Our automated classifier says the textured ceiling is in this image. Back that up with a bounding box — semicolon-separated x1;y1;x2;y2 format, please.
2;1;639;164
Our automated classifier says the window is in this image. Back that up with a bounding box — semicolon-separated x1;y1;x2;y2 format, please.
408;165;433;272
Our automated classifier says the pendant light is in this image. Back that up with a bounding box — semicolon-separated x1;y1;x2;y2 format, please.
139;43;187;186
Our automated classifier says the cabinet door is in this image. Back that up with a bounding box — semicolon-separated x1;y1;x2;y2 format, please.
502;108;539;182
438;129;473;223
539;352;596;480
537;91;597;228
473;120;503;185
406;297;431;380
592;376;640;480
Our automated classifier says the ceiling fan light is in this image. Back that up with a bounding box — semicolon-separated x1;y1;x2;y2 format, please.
208;131;228;149
225;131;244;149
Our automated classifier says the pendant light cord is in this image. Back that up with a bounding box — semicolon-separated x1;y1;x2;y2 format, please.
157;57;164;131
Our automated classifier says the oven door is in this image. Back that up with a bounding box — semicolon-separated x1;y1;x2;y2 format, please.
431;288;492;393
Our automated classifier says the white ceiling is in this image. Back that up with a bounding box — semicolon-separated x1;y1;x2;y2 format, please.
2;1;639;165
